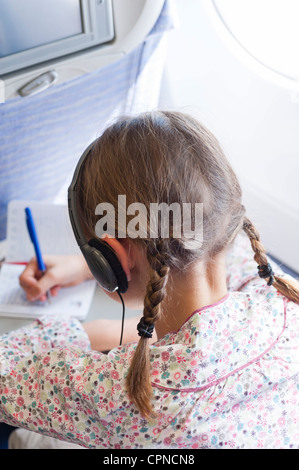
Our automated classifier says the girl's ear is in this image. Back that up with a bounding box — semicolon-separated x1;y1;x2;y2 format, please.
102;234;134;282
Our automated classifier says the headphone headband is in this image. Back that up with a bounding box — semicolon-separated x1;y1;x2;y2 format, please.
67;140;128;294
68;140;96;247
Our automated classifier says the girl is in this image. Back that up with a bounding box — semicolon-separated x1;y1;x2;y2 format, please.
2;111;299;449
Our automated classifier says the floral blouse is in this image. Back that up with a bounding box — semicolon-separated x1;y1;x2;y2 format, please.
0;233;298;449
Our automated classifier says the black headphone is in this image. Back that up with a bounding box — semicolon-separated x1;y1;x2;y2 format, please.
68;141;128;295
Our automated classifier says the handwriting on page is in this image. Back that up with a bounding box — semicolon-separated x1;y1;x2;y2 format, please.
0;263;95;319
0;201;95;320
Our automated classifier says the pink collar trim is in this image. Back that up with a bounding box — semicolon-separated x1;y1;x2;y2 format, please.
167;292;230;336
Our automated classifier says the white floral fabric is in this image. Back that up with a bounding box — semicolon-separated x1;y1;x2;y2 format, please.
0;233;298;448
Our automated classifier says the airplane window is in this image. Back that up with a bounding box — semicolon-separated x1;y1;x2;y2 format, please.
210;0;299;86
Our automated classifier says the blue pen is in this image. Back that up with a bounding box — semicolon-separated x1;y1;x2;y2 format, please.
25;207;51;303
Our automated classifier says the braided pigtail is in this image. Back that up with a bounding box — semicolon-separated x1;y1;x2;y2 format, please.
243;216;299;305
126;240;170;418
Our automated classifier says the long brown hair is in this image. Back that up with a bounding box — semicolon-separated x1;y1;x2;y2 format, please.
76;110;299;417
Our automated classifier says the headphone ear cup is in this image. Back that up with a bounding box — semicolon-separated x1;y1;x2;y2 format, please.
88;238;128;294
81;243;118;293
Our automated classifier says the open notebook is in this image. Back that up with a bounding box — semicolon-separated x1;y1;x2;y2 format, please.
0;200;96;320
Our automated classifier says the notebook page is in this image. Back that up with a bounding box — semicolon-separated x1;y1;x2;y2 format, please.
0;200;95;320
6;200;80;262
0;263;95;320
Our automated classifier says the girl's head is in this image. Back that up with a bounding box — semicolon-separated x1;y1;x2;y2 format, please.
76;110;299;417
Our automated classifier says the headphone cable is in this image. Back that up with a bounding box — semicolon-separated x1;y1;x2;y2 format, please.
116;290;125;346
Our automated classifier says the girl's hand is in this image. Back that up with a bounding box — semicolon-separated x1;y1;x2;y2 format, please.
19;255;92;302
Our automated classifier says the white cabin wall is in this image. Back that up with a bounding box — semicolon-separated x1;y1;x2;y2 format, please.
159;0;299;272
